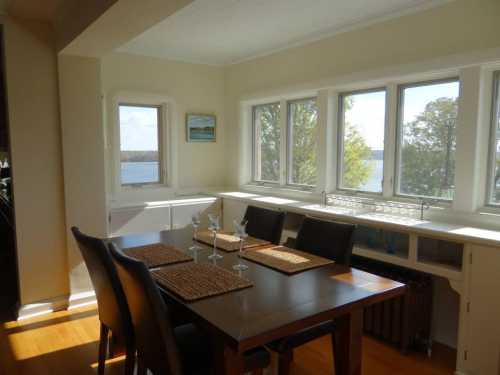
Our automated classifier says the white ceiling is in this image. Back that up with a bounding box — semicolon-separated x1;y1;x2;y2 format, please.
118;0;452;66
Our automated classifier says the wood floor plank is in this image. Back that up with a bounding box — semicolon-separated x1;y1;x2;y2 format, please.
0;305;455;375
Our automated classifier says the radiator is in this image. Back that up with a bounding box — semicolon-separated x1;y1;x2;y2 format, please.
351;255;433;353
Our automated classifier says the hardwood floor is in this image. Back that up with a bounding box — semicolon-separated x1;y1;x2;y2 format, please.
0;304;455;375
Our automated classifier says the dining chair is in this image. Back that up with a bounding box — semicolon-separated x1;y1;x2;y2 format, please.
108;242;271;375
268;217;357;375
243;205;286;245
71;227;135;375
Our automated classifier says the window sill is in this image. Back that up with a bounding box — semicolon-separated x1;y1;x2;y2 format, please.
242;183;317;200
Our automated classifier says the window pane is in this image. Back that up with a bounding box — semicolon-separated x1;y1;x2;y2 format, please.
253;103;281;182
398;80;459;199
119;105;160;185
340;90;386;193
288;98;318;186
490;74;500;204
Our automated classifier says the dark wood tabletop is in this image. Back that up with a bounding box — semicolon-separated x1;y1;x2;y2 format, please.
111;228;406;375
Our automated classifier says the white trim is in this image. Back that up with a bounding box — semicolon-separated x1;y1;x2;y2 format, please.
107;91;179;199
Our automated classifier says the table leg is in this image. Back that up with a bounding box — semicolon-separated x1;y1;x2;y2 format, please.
333;308;363;375
213;339;245;375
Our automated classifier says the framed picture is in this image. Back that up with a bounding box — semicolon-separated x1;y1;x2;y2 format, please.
186;113;216;142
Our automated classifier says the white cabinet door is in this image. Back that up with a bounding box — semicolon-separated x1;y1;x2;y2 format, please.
110;206;171;236
171;198;220;230
222;199;248;232
466;244;500;375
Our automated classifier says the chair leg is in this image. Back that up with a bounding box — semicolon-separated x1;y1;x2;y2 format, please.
278;350;293;375
331;332;338;374
137;354;147;375
98;323;109;375
124;343;135;375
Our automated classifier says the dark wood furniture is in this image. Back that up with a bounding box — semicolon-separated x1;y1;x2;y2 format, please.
72;227;135;375
268;216;357;374
110;228;405;375
109;242;270;375
243;205;286;244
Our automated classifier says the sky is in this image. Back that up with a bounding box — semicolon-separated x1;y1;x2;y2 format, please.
346;81;459;150
119;105;159;151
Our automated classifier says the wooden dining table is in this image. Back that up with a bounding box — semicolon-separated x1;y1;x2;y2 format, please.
111;228;406;375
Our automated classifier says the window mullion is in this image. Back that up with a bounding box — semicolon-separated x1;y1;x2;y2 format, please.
384;83;398;198
279;99;288;186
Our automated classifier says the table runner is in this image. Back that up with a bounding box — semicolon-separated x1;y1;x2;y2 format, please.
241;246;334;274
195;230;270;252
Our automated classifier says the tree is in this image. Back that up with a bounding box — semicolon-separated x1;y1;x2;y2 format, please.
342;96;374;189
256;103;281;181
290;100;318;185
342;123;373;189
400;97;458;198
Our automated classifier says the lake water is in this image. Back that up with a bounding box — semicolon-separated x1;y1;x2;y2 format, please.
360;160;384;192
121;159;384;190
121;162;159;184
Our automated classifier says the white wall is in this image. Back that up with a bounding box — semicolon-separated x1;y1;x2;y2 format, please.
101;52;228;204
2;17;69;305
58;55;108;296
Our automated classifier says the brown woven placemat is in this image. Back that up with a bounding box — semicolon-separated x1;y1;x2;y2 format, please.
195;230;270;252
124;243;192;268
241;246;334;274
152;263;253;302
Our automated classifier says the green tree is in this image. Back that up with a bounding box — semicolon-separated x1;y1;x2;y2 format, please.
256;103;281;181
290;100;318;185
400;97;458;198
342;123;373;189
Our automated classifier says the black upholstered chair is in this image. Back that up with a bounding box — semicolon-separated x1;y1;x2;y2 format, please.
71;227;135;375
268;217;356;375
108;242;271;375
243;205;285;245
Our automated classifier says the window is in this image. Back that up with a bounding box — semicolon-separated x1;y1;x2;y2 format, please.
396;79;460;200
339;89;386;193
287;98;318;186
119;104;162;185
488;71;500;205
253;103;281;183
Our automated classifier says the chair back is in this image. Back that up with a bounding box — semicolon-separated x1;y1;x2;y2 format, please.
109;243;183;375
243;205;285;245
295;217;356;265
71;227;133;343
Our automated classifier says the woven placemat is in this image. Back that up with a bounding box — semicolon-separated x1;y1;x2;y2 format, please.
195;230;270;252
152;263;253;302
124;243;192;268
241;246;334;275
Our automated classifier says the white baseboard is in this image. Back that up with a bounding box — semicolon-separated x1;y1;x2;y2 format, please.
17;290;96;320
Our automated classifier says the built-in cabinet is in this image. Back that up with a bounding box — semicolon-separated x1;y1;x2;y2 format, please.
109;197;220;236
218;195;500;375
465;244;500;375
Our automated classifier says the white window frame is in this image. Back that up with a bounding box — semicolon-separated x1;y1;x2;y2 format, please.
251;97;320;190
286;97;319;189
111;93;172;192
251;102;282;185
486;70;500;207
337;87;388;196
118;103;164;187
394;77;460;202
